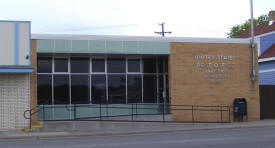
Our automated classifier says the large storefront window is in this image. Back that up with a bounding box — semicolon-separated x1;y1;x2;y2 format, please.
128;59;140;72
54;75;70;104
127;75;142;103
91;75;107;104
107;58;126;73
108;75;126;104
54;58;68;72
143;75;157;103
38;57;52;73
166;74;169;103
37;55;168;105
143;58;156;73
71;75;89;104
158;58;164;73
159;75;164;103
71;57;89;73
92;59;105;72
37;75;52;105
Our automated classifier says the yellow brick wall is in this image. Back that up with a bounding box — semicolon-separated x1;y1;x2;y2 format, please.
169;42;260;122
30;39;37;122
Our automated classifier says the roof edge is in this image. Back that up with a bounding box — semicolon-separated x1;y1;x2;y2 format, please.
31;33;251;44
259;57;275;63
251;30;275;38
0;20;31;23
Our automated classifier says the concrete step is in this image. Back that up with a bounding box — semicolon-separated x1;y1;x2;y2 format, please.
23;121;43;132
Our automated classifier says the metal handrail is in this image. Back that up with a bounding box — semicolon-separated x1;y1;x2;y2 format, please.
65;104;74;111
23;105;43;129
27;103;231;123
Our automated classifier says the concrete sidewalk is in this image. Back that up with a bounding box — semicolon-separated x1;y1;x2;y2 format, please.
1;119;275;140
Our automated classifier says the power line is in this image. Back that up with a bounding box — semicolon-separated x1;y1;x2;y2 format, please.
155;22;172;37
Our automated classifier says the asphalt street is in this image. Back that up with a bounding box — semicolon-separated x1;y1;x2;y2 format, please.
1;127;275;148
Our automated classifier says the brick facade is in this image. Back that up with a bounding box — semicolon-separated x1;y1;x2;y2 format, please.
169;42;260;122
30;40;37;122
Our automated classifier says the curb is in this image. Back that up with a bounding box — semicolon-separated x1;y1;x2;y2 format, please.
1;123;275;140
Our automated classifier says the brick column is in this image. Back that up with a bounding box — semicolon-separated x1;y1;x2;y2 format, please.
30;39;37;122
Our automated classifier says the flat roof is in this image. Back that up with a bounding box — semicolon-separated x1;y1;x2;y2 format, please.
0;20;31;23
31;33;251;44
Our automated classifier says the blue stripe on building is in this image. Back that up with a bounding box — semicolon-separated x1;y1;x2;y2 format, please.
14;22;19;65
0;68;33;73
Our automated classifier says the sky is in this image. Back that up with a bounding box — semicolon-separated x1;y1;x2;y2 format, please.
0;0;274;38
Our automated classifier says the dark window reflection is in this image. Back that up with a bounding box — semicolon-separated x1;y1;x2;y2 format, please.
143;75;157;103
164;57;168;73
128;59;140;72
71;75;89;104
127;75;142;103
91;75;107;104
159;75;164;103
143;58;156;73
108;75;126;104
92;59;105;72
166;74;169;103
37;75;52;105
107;58;126;73
55;58;68;72
38;57;52;73
54;75;69;104
71;57;89;73
158;58;163;73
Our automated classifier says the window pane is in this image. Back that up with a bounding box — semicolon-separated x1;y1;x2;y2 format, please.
91;75;107;104
55;58;68;72
143;75;157;103
158;58;164;73
143;58;156;73
159;75;164;103
127;75;142;103
92;59;105;72
166;74;169;103
71;57;89;73
71;75;89;104
38;57;52;73
107;58;126;73
37;75;52;105
164;57;168;73
54;75;69;104
108;75;126;104
128;59;140;72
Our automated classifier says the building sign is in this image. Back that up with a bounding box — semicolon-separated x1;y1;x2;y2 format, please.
195;55;236;84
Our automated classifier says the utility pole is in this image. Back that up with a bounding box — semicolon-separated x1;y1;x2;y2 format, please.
155;22;172;37
250;0;256;82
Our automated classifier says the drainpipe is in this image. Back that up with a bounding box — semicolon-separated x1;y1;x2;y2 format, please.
250;0;256;82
